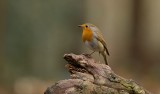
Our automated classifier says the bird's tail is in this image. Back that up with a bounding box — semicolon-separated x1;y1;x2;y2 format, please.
102;51;108;65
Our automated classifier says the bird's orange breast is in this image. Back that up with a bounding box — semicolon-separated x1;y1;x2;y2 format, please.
82;29;93;42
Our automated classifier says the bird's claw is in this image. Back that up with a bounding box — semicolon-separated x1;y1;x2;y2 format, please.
82;53;92;58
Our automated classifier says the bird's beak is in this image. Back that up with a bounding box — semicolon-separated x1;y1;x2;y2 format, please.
78;25;83;27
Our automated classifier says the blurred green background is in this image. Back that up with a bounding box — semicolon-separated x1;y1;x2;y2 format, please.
0;0;160;94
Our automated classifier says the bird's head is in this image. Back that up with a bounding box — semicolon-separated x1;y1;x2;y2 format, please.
78;23;97;31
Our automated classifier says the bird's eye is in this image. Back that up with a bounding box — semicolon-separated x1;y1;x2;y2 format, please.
85;25;88;28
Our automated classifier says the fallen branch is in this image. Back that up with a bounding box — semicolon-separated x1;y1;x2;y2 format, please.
44;53;151;94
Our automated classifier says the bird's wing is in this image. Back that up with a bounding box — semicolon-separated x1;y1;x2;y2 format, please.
95;30;110;56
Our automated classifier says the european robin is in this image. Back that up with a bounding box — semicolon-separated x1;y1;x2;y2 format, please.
78;23;109;65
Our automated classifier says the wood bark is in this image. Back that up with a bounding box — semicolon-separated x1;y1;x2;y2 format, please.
44;53;151;94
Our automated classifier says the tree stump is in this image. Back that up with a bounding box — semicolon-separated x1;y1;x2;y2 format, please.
44;53;151;94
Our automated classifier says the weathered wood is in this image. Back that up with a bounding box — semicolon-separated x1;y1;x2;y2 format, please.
44;53;151;94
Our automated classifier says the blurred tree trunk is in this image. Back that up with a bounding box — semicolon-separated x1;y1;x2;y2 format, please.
0;0;5;81
132;0;160;74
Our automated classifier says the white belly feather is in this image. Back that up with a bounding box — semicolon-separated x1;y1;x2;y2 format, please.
84;38;104;52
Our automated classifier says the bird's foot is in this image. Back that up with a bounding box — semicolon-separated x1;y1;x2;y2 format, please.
82;53;92;58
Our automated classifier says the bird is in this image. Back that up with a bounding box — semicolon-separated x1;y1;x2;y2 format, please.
78;23;110;65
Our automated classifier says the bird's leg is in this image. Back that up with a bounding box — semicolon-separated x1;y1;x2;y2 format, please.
89;51;95;56
83;51;95;58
